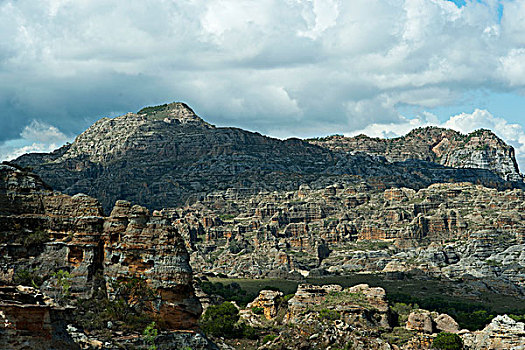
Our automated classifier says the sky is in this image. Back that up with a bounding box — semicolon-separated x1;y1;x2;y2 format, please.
1;0;525;170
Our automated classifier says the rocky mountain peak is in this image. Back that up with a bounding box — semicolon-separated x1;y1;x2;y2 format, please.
137;101;209;126
52;102;213;163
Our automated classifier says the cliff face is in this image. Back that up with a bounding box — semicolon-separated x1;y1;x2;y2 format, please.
172;181;525;297
14;104;523;212
309;127;523;182
0;164;201;339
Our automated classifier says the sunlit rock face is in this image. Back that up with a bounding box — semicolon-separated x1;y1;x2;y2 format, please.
103;200;202;330
0;164;202;337
0;285;79;350
309;127;523;182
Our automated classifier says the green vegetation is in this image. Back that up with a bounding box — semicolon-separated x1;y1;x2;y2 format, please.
388;293;496;331
325;290;369;308
262;334;277;343
219;213;236;221
432;332;464;350
142;322;158;350
355;240;392;250
200;302;256;339
138;104;169;115
476;144;489;151
52;269;71;303
318;308;340;321
200;281;257;307
391;302;419;324
75;276;159;333
13;229;50;247
210;275;525;331
509;314;525;322
381;327;416;346
305;134;344;142
251;306;264;315
14;268;45;287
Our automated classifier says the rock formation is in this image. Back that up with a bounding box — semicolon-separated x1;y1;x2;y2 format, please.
309;127;523;182
0;164;204;348
13;103;523;212
0;285;79;350
462;315;525;349
164;180;525;297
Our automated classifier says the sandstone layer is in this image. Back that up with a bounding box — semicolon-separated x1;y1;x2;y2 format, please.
0;164;203;348
169;181;525;297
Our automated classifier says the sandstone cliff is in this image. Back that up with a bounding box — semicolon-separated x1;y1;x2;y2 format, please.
0;164;204;348
309;127;523;182
172;181;525;297
14;103;522;212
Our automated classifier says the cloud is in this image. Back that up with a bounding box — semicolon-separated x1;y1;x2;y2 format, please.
0;120;70;161
350;109;525;172
1;0;525;161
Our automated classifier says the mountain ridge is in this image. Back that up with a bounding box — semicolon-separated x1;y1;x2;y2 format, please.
13;102;524;212
308;126;523;182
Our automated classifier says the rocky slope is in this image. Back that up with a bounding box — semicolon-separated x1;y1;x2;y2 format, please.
169;181;525;298
13;103;523;212
0;163;210;349
309;127;523;182
218;284;525;349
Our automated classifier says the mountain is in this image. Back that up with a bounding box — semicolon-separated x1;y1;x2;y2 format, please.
13;102;523;213
308;127;523;182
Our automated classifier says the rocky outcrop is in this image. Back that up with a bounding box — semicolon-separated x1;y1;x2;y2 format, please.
238;283;395;349
309;127;523;182
13;104;523;212
247;290;283;320
0;164;202;346
103;200;201;330
462;315;525;349
286;283;392;329
170;181;525;297
0;285;78;350
406;310;459;334
234;283;473;349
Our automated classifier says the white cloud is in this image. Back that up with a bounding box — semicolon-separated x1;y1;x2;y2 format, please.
0;120;70;161
20;120;68;144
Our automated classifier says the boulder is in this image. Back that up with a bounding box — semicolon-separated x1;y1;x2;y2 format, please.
247;290;283;320
406;310;434;333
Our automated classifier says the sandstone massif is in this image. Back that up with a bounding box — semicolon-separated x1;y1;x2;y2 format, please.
0;163;209;349
13;103;524;213
167;181;525;298
4;102;525;349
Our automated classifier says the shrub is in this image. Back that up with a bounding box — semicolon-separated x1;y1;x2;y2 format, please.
432;332;463;350
262;334;277;343
200;302;240;338
200;281;256;307
143;321;158;350
51;269;71;303
14;268;44;287
319;308;340;321
240;324;258;340
14;229;50;247
200;302;258;339
251;306;264;315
